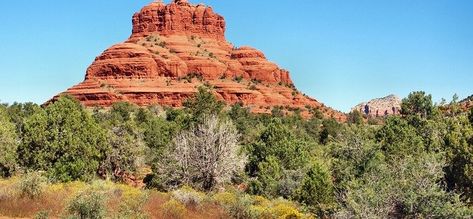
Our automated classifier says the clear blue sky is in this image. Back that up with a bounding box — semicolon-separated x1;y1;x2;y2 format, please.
1;0;472;112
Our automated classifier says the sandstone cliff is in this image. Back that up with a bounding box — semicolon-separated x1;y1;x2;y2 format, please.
353;95;401;117
51;0;345;121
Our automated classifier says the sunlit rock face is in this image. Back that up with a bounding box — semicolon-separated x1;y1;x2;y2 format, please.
50;0;346;121
353;95;402;117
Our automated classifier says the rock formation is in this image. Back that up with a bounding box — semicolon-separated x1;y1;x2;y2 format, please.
50;0;345;121
460;95;473;110
462;95;473;102
353;95;401;117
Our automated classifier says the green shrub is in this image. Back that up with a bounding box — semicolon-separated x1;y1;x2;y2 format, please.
172;186;205;207
19;96;108;182
277;170;304;199
270;201;304;219
214;192;280;219
214;192;308;219
247;205;268;218
17;172;48;199
117;188;149;219
110;102;136;122
34;210;50;219
67;189;108;219
320;119;341;145
401;91;434;119
234;75;244;83
221;194;253;219
297;162;335;214
347;110;364;125
0;107;18;177
469;108;473;125
376;116;424;158
213;192;238;206
249;156;282;197
99;122;145;181
183;86;224;122
161;199;187;219
246;118;312;199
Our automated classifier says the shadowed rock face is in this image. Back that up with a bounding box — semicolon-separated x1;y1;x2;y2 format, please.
50;0;346;121
353;95;402;117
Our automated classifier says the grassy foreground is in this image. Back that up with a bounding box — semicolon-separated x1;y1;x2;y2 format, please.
0;174;312;219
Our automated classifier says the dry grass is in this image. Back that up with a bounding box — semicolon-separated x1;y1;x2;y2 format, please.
0;191;63;217
153;203;227;219
0;179;228;219
0;179;86;218
0;177;306;219
143;191;228;219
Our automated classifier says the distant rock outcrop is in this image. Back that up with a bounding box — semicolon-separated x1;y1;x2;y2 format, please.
460;95;473;110
50;0;345;121
353;95;401;117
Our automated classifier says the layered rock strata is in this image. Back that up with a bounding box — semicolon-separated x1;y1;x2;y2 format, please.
51;0;345;121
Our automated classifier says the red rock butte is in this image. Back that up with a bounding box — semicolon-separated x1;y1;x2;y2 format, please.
51;0;346;121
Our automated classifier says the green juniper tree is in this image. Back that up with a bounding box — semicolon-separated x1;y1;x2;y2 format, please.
376;116;424;158
401;91;434;119
0;107;19;177
246;118;316;201
297;162;335;215
347;110;364;125
469;108;473;125
18;96;108;182
184;86;224;123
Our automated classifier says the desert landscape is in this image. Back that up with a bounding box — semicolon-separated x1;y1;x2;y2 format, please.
1;0;472;218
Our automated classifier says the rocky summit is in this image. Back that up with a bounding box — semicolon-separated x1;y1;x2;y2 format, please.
353;95;402;117
51;0;345;121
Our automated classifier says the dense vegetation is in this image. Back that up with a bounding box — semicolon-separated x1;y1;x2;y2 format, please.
1;88;472;218
462;94;473;103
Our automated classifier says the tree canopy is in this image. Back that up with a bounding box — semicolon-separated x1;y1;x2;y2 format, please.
1;90;472;217
18;96;108;182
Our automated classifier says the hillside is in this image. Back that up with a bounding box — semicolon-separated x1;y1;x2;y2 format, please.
2;1;472;218
50;0;345;121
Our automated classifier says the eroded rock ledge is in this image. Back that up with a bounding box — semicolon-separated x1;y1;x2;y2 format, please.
51;0;346;121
